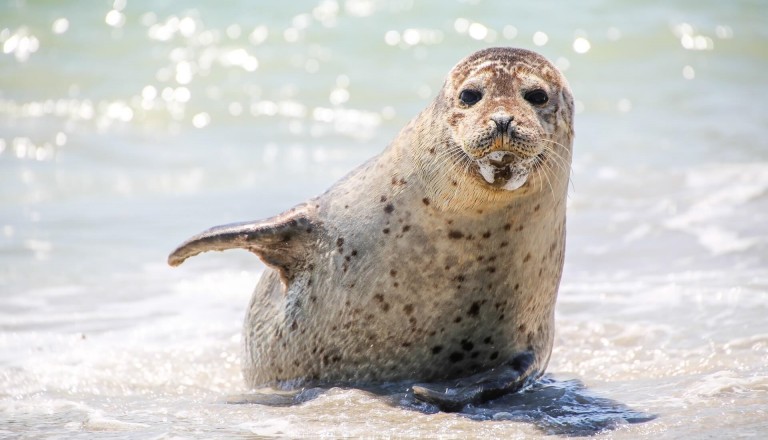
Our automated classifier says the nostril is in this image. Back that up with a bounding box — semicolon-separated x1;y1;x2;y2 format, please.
491;114;513;133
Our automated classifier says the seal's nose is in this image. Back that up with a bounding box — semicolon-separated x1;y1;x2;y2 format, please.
491;114;513;133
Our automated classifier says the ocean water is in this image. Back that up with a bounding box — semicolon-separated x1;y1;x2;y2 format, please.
1;0;767;438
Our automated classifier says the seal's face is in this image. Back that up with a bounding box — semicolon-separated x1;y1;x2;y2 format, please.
442;48;573;191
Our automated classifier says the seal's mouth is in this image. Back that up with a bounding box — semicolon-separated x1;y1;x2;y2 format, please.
475;150;536;191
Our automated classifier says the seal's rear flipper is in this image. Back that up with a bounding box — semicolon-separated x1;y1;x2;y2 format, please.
167;204;319;284
411;351;535;412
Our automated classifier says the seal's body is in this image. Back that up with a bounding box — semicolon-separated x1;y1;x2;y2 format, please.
169;47;574;399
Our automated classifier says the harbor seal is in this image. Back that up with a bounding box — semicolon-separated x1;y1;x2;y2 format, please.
169;47;574;409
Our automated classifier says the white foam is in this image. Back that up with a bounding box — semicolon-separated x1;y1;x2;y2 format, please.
664;162;768;255
684;370;768;398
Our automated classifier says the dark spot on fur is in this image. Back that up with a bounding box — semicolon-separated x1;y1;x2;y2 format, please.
454;316;462;323
382;228;390;234
482;231;491;239
351;250;358;256
390;269;397;277
402;225;411;232
518;324;527;333
449;112;465;126
471;351;480;359
429;147;436;154
504;223;512;231
467;302;480;317
523;253;532;263
310;295;317;303
454;274;465;282
344;204;349;209
345;255;351;262
401;342;411;348
393;282;399;288
514;283;520;290
476;255;485;262
384;203;395;214
374;293;384;302
380;195;387;202
336;237;344;248
432;345;443;354
483;336;493;344
280;233;292;242
461;339;474;351
422;197;431;205
498;314;505;321
449;352;464;363
487;266;496;273
534;204;541;211
451;180;458;186
290;321;298;331
490;351;499;360
448;230;464;239
403;304;414;315
500;241;509;248
517;225;524;231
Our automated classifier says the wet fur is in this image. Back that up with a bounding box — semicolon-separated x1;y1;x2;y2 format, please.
169;47;575;390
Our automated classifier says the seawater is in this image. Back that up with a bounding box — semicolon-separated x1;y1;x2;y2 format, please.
1;0;767;438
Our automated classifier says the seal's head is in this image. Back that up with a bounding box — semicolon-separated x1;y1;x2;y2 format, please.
420;47;573;201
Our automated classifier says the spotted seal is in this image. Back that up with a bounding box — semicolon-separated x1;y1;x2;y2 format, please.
169;47;574;409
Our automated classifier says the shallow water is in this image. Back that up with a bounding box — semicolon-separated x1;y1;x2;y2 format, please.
2;0;767;438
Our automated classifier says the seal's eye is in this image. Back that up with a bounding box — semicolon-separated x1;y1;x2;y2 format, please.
524;89;549;105
459;89;482;106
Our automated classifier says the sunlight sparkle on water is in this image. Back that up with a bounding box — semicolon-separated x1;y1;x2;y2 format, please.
192;112;211;128
105;10;126;28
683;65;695;80
502;25;518;39
52;18;69;34
573;37;591;54
533;31;548;46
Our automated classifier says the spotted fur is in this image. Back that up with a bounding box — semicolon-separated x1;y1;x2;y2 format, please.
169;47;574;389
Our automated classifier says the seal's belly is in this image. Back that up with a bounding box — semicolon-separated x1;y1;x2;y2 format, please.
243;214;560;386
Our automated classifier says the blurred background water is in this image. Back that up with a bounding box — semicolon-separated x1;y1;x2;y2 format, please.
1;0;767;437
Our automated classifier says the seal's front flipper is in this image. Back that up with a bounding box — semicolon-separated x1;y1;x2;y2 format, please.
411;351;535;412
167;204;319;284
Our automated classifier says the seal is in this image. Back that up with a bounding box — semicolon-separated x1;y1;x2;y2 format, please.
168;47;574;410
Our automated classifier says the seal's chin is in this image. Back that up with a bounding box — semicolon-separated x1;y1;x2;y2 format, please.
475;151;533;191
